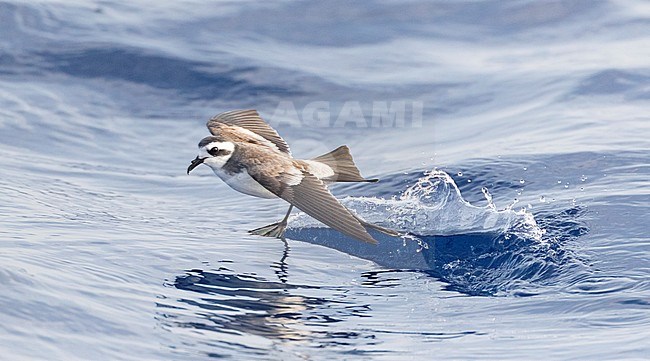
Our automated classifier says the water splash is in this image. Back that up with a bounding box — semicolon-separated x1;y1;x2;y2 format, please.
290;169;544;241
285;169;567;296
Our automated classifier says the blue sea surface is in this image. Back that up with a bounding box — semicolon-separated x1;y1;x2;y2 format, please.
1;1;649;360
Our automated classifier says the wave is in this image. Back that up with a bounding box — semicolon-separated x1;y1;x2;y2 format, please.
286;169;585;296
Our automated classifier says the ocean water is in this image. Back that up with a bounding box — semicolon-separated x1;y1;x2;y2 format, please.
1;1;649;360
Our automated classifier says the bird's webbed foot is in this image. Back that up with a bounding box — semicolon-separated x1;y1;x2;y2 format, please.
248;220;288;238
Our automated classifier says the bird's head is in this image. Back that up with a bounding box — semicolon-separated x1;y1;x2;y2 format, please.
187;136;235;174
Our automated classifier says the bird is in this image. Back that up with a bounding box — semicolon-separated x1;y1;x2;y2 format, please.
186;109;399;244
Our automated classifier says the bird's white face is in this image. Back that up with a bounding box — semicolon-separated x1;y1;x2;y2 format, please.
200;141;235;170
187;141;235;174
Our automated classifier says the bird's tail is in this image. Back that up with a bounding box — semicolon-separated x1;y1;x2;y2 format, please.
311;145;378;183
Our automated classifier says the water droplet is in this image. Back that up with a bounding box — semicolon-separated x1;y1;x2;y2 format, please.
581;175;587;182
519;179;525;184
539;195;546;202
580;187;584;191
457;171;463;176
557;180;562;184
564;184;569;189
467;179;472;183
523;167;527;171
482;187;496;209
506;197;519;210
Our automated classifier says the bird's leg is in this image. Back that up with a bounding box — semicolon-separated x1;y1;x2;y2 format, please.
248;205;294;238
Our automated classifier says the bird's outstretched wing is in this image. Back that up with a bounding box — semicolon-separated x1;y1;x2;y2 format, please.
250;167;379;244
207;109;291;154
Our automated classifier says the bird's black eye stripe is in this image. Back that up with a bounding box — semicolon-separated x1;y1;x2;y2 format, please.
208;147;220;156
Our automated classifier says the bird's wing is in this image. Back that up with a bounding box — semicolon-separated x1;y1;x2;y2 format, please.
249;166;378;244
207;109;291;154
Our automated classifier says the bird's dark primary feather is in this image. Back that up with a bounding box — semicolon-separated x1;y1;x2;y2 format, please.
248;164;379;244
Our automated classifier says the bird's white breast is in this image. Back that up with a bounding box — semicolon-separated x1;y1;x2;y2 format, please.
213;168;278;199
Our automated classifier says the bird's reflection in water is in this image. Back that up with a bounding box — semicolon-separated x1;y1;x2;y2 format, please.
270;238;290;284
157;241;383;358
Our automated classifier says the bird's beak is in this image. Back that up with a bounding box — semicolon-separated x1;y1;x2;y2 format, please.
187;156;205;174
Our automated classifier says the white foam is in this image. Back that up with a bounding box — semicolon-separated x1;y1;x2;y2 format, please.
290;169;544;241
